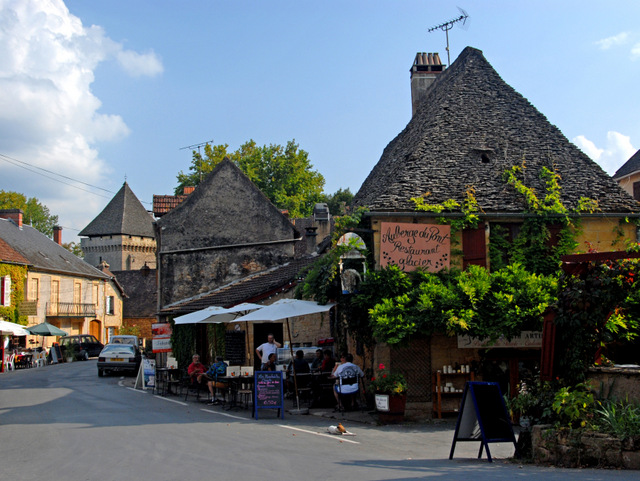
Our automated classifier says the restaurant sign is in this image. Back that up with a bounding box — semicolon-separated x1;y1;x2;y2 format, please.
152;322;172;353
380;222;450;272
457;331;543;349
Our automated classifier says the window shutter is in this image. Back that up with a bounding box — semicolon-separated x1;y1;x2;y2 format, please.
634;181;640;201
462;223;487;269
1;276;11;306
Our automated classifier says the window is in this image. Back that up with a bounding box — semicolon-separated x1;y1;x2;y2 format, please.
106;296;115;315
74;282;82;305
1;276;11;306
51;280;60;305
634;181;640;201
28;278;39;302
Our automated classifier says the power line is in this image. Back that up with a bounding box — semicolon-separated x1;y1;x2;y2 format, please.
0;152;152;205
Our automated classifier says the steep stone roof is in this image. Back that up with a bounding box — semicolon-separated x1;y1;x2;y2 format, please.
354;47;638;214
613;149;640;179
159;255;317;316
79;182;155;238
0;218;109;279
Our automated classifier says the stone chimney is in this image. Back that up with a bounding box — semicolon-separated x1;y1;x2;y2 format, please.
0;209;23;228
53;225;62;245
410;52;445;116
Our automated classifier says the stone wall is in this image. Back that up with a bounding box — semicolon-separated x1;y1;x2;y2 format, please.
587;366;640;404
532;425;640;469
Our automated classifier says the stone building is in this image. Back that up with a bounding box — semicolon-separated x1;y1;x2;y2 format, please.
79;182;156;270
156;159;329;367
351;46;640;418
0;210;124;346
613;149;640;202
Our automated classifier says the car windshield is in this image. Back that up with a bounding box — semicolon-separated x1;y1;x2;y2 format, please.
101;345;135;355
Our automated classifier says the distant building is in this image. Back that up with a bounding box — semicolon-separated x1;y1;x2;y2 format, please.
0;209;124;346
79;182;157;270
613;149;640;202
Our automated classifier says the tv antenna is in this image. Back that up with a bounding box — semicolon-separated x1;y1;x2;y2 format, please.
179;140;214;154
428;7;469;67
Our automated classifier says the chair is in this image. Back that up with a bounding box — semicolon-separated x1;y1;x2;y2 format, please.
4;353;15;371
182;370;208;402
336;376;360;412
236;367;254;409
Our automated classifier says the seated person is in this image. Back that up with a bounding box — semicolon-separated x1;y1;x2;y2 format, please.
187;354;206;385
204;356;228;403
287;349;311;390
331;353;364;409
311;349;323;371
319;349;336;373
261;352;277;371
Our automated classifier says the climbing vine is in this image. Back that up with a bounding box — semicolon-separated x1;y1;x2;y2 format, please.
411;186;481;233
0;263;27;325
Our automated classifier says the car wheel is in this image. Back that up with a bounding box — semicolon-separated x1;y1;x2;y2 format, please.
98;368;104;377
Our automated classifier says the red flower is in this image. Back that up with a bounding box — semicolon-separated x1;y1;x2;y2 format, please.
371;377;375;381
379;363;385;370
382;374;387;378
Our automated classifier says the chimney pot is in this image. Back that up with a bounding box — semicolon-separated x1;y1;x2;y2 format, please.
53;225;62;245
0;209;23;228
183;186;195;195
410;52;445;117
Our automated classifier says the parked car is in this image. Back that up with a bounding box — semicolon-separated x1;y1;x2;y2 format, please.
97;344;141;377
109;335;139;347
59;335;104;361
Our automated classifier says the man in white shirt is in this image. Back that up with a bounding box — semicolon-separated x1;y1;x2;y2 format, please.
256;333;282;369
331;353;364;407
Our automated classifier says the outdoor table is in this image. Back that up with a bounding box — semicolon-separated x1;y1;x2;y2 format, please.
14;354;33;369
220;375;254;411
155;367;181;396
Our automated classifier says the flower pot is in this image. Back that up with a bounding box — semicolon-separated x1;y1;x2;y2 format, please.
377;393;406;424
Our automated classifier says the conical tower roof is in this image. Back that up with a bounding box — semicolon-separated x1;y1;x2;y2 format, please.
353;47;638;214
79;182;155;238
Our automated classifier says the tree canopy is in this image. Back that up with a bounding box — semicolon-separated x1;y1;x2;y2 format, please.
176;139;326;218
0;191;59;237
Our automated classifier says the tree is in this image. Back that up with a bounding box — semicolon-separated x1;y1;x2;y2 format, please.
322;188;354;215
176;139;325;218
0;191;59;237
62;241;83;258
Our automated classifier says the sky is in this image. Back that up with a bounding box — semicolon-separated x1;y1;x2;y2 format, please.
1;0;639;244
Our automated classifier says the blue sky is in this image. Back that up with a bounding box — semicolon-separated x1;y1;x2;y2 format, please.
1;0;639;243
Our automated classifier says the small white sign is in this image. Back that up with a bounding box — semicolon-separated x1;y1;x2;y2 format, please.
457;331;543;349
375;393;390;412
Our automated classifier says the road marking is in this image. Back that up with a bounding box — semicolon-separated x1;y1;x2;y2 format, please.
201;408;247;421
126;387;147;394
278;424;360;444
154;395;188;406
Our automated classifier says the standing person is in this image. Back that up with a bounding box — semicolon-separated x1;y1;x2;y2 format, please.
187;354;206;384
255;333;281;367
262;352;277;371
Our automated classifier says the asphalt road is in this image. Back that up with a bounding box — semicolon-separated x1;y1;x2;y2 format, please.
1;361;637;481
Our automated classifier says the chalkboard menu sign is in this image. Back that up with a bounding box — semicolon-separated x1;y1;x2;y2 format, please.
225;331;245;365
51;342;62;364
449;382;518;462
254;371;284;420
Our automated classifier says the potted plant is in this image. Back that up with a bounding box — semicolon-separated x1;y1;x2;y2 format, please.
368;363;407;423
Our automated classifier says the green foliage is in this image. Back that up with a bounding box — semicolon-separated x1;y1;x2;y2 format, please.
411;187;480;233
551;383;595;429
320;188;354;216
0;263;27;325
117;325;141;337
0;191;59;237
62;241;83;258
176;139;325;218
554;258;640;384
170;322;196;370
368;264;557;344
592;399;640;440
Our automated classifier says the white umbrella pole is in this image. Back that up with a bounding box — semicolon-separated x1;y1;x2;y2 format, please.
286;318;307;414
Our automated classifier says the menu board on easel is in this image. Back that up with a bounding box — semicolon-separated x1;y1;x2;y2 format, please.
449;382;518;462
254;371;284;420
51;342;62;364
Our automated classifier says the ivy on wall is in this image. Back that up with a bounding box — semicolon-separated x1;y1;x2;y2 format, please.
0;263;27;325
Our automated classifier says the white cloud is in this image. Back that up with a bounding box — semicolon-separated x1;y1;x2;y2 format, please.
632;43;640;61
0;0;162;237
116;49;163;77
595;32;630;50
573;131;636;175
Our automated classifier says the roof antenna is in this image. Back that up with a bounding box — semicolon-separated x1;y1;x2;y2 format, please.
428;7;469;67
180;140;214;181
